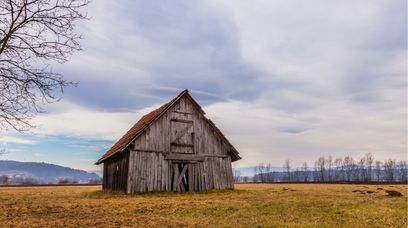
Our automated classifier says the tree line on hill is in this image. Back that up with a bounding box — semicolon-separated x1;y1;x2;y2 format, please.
0;175;102;185
234;153;407;183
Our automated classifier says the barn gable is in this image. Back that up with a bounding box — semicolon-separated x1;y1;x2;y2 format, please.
96;89;241;193
96;90;240;164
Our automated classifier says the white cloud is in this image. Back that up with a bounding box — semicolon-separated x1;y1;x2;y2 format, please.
205;97;406;167
0;136;36;145
32;100;161;141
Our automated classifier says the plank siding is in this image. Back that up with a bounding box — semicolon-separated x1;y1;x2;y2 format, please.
102;151;129;192
103;93;236;193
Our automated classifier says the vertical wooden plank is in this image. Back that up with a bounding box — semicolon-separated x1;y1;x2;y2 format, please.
172;164;179;192
140;152;145;193
188;164;194;192
154;153;158;191
148;153;153;192
137;151;143;192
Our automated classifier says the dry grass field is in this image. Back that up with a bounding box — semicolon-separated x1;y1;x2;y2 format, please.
0;184;406;227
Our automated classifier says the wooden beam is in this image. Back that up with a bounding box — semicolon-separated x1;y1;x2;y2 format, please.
172;111;194;115
170;118;193;124
171;142;194;147
164;154;205;161
132;149;228;158
176;165;188;192
200;154;228;158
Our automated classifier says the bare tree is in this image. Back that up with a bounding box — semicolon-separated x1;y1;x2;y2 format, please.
375;160;382;182
283;159;291;181
357;157;366;182
365;153;373;182
343;156;354;182
265;163;272;182
397;160;407;183
334;157;343;181
0;175;8;184
233;164;241;183
301;162;309;182
326;155;333;181
315;157;326;181
253;166;259;182
258;163;265;182
383;159;396;181
0;0;90;131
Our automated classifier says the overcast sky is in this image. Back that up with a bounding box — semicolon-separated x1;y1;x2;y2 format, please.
1;0;406;171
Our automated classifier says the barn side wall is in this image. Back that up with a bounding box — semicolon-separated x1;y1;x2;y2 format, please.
102;151;129;192
127;95;234;193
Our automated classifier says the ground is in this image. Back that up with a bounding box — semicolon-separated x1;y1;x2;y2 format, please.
0;184;406;227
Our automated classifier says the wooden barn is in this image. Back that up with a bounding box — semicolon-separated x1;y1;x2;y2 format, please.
95;90;241;193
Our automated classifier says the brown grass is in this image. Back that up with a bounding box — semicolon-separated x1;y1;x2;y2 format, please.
0;184;406;227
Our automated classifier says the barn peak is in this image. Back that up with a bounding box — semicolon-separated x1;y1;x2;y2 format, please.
96;89;241;165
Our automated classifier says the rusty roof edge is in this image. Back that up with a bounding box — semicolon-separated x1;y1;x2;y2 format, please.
95;89;190;165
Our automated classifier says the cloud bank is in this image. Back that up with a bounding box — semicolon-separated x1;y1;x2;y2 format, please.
1;0;406;169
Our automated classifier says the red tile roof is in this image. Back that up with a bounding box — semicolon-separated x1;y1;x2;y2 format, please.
95;90;241;164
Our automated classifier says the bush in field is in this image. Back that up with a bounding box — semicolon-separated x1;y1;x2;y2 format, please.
0;175;8;184
58;178;78;184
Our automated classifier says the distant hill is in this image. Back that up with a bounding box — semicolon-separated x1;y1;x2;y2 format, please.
0;160;100;184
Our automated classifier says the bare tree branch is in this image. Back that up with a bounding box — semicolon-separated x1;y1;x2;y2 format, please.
0;0;90;131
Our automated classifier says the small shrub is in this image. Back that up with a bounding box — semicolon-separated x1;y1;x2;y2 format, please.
385;190;403;197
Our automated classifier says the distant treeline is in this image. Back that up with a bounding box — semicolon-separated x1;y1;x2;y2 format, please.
234;153;407;183
0;176;102;185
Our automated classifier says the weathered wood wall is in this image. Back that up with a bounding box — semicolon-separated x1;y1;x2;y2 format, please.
125;95;234;193
102;151;129;192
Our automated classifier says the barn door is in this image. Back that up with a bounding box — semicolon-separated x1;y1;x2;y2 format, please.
170;111;194;154
172;162;195;192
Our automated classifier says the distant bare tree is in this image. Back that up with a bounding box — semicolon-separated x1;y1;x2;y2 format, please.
374;160;382;181
357;157;366;182
88;178;101;184
301;162;309;182
0;0;90;131
253;166;259;182
0;175;8;184
265;163;272;182
315;157;325;181
232;163;241;183
334;157;343;181
326;155;333;181
233;165;241;183
343;156;354;182
283;159;291;181
365;153;373;182
243;176;249;183
397;160;407;183
258;163;265;182
383;159;396;181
